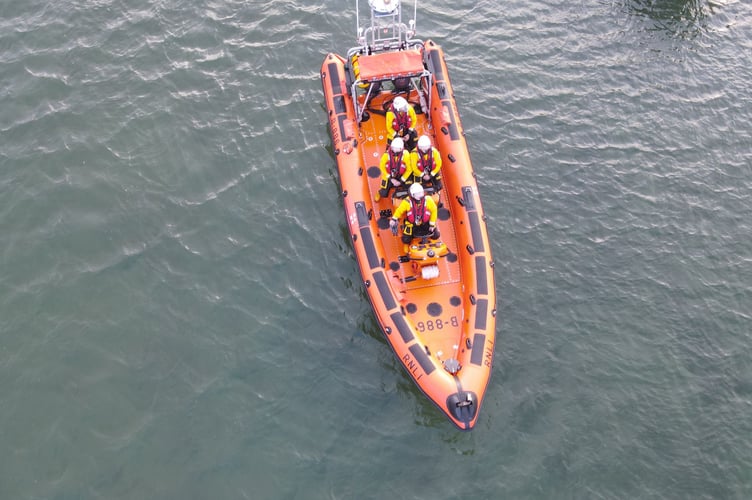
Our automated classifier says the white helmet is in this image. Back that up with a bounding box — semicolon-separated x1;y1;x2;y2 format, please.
409;183;425;200
393;96;408;112
417;135;431;153
390;137;404;153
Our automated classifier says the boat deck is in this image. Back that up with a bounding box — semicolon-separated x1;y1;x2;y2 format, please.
357;91;466;358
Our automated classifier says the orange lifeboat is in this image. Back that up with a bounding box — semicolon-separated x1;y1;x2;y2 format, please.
320;0;497;430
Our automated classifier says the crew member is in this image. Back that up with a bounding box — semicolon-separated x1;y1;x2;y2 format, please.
390;183;440;254
411;135;443;192
377;137;411;200
385;96;417;150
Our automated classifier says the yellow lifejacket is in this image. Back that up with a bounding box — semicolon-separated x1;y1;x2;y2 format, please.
352;53;369;89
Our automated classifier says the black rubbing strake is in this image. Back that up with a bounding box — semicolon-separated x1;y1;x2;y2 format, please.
391;311;414;343
469;212;485;253
426;50;444;81
355;202;368;227
334;95;346;115
462;186;476;210
409;344;436;375
327;62;341;94
374;271;396;310
360;229;380;269
474;298;488;331
441;101;460;140
470;333;486;366
475;256;488;295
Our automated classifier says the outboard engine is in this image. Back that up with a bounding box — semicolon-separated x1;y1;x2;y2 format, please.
446;391;478;425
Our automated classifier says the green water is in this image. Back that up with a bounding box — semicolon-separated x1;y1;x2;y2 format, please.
1;0;751;498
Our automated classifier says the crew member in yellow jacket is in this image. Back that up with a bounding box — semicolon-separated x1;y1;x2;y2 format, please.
410;135;443;192
385;96;417;151
377;137;412;200
390;183;440;253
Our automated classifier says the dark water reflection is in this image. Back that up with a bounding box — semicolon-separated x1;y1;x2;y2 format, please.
625;0;716;37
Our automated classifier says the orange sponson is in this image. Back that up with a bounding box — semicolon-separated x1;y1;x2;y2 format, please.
321;41;497;430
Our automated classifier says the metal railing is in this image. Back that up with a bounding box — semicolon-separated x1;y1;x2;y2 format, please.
355;0;419;54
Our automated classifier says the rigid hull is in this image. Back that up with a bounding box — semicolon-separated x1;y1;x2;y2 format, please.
321;40;497;430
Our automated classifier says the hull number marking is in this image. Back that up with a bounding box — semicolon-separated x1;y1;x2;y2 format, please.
416;316;459;333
